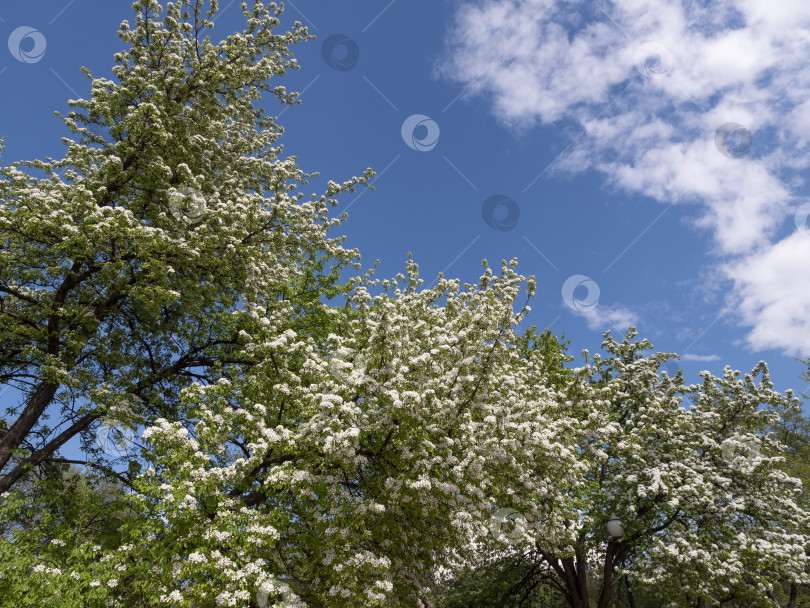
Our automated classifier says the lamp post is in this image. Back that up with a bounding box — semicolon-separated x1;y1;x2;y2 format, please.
607;515;636;608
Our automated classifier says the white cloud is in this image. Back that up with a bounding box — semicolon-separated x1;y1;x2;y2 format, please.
577;304;638;333
440;0;810;355
726;232;810;355
681;353;722;362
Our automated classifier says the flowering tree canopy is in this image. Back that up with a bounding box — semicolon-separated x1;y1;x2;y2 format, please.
1;2;808;608
436;331;810;608
0;0;370;495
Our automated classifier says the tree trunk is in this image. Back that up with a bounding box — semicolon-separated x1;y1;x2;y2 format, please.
786;581;798;608
539;546;590;608
0;380;60;475
596;541;620;608
560;554;590;608
0;411;97;494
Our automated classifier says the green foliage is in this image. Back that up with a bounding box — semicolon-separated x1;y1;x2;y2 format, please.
1;1;809;607
0;464;136;606
436;550;569;608
437;329;810;608
0;0;370;494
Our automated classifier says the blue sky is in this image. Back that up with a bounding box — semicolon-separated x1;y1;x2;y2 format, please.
1;0;809;423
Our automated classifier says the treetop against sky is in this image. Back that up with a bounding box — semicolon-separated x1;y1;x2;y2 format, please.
0;1;809;607
0;0;809;402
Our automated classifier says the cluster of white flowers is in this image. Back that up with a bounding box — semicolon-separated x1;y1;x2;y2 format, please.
159;590;183;603
4;3;804;607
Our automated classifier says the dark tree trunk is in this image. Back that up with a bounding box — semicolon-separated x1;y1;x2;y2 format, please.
0;411;97;494
0;380;60;474
786;581;798;608
596;541;620;608
541;548;591;608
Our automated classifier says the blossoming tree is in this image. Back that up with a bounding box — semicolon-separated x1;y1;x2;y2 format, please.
0;5;582;604
436;330;810;608
2;1;809;607
0;0;370;495
1;255;588;606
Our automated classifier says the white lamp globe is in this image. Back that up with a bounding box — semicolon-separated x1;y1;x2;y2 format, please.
607;515;625;538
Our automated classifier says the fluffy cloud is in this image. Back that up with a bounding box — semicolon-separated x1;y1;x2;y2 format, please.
578;304;638;332
726;231;810;355
440;0;810;355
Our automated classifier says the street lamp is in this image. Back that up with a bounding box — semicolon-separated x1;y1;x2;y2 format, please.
607;515;625;539
607;515;636;608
